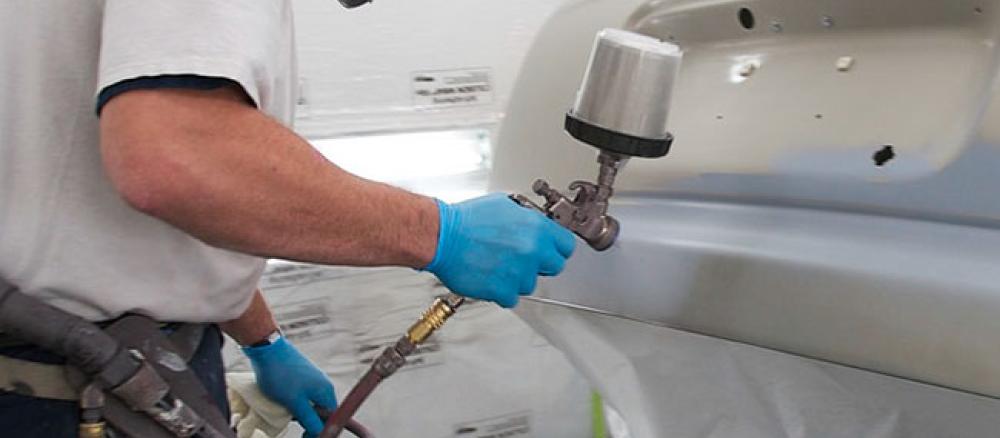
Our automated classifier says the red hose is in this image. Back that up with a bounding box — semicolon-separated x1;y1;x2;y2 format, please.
318;368;384;438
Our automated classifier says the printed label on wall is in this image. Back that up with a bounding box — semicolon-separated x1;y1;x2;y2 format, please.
412;68;494;107
454;412;533;438
356;333;443;372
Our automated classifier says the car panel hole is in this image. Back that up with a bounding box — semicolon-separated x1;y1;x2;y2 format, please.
873;145;895;167
739;8;755;30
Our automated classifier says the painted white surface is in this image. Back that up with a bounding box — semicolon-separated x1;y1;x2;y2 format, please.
535;197;1000;398
627;0;1000;182
292;0;569;138
493;0;1000;436
492;0;1000;223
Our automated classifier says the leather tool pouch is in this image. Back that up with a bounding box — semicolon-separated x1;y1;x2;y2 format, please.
67;316;233;438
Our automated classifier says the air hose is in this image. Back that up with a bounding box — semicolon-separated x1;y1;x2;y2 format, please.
318;293;465;438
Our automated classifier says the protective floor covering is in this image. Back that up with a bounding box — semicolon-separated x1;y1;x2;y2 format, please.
518;299;1000;438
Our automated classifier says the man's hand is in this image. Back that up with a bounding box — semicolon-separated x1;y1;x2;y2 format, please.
222;291;333;437
243;336;336;438
425;194;577;308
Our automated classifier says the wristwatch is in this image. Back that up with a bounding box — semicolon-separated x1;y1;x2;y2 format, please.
248;328;283;348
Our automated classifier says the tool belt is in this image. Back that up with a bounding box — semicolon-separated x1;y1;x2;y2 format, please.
0;277;236;438
0;320;204;402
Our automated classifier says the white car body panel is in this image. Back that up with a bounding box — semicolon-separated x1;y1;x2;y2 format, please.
491;0;1000;436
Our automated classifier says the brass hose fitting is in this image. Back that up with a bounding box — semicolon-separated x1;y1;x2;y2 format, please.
78;422;106;438
406;294;465;345
78;383;105;438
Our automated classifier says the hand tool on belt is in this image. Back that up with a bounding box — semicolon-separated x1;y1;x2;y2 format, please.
0;279;234;438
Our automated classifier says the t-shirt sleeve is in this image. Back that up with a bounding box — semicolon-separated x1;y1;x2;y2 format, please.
95;75;237;115
98;1;294;119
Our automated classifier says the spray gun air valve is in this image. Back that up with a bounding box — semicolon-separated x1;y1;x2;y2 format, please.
521;152;626;251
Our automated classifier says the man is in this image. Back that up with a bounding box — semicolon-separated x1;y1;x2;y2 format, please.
0;2;575;437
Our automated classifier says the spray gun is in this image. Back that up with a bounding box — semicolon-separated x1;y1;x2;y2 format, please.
318;29;681;438
513;29;679;250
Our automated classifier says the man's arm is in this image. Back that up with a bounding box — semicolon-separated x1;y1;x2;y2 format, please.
219;290;278;346
100;85;438;268
101;83;576;310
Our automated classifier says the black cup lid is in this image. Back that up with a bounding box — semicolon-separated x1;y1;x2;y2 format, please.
564;113;672;158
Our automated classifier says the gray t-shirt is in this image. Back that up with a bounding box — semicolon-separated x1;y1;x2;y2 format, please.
0;1;297;322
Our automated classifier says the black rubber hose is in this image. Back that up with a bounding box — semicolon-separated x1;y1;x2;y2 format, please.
0;278;120;376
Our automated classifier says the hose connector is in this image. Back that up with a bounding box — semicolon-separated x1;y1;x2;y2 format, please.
79;383;106;438
78;422;106;438
406;294;464;345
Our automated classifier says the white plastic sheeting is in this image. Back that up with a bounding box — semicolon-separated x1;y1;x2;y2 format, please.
223;263;594;437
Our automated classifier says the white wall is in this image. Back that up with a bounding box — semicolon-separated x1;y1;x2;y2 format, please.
292;0;568;138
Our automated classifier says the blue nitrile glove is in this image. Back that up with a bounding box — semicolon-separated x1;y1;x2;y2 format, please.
243;335;336;438
425;193;577;308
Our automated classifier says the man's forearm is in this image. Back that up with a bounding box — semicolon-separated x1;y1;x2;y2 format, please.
100;87;439;268
220;290;279;346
